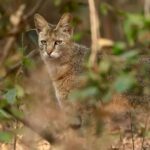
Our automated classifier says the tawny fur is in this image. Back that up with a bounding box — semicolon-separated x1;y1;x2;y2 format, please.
34;13;89;106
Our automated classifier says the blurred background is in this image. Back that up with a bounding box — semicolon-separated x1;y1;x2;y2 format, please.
0;0;150;150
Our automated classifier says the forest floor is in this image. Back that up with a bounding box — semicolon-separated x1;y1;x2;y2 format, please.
0;60;150;150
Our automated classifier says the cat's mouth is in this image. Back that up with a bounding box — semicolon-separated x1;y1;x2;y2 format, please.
42;50;61;59
49;51;61;58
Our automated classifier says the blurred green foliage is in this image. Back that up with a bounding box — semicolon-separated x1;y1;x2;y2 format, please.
70;2;150;105
0;0;149;144
0;131;14;143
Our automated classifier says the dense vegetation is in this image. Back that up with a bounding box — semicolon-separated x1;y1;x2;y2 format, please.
0;0;149;149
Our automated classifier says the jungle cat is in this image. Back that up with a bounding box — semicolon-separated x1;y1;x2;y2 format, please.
34;13;149;129
34;13;89;107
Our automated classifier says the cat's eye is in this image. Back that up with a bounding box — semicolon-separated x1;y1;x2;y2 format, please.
54;40;62;45
41;40;47;45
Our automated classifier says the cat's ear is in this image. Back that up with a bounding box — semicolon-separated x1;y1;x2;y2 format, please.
56;13;73;36
34;14;49;33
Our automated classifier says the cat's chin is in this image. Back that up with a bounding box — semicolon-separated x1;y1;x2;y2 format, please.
50;51;61;58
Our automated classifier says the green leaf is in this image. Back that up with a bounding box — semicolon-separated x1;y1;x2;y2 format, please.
10;107;24;119
123;13;144;45
112;42;126;55
100;3;109;15
72;32;83;42
53;0;62;6
99;59;110;73
70;86;99;101
0;99;7;108
146;130;150;138
0;131;13;143
114;74;135;92
0;109;11;119
103;90;113;103
88;71;99;81
22;57;34;69
15;85;24;98
4;89;17;104
120;50;139;60
81;87;99;98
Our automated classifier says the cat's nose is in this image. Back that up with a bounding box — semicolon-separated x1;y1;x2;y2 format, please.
46;51;52;56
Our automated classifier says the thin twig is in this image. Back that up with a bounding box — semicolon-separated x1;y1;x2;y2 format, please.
0;5;26;66
141;114;149;150
88;0;101;66
129;111;135;150
144;0;150;18
23;0;45;20
0;49;39;81
13;121;18;150
13;136;17;150
1;0;46;65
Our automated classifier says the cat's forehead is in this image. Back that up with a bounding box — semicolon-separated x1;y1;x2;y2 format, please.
39;26;54;36
39;25;63;39
48;28;62;38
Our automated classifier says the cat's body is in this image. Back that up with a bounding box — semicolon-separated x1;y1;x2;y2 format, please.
41;42;88;105
34;13;89;106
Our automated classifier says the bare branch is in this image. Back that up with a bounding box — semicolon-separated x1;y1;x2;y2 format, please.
88;0;101;66
144;0;150;18
0;0;46;65
0;4;26;66
129;111;135;150
0;49;39;82
141;114;149;150
23;0;46;20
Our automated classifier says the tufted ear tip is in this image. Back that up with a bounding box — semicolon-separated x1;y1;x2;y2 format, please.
59;13;73;25
61;13;73;21
56;12;73;36
34;13;49;33
34;13;45;23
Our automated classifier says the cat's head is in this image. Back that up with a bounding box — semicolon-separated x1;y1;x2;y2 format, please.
34;13;73;59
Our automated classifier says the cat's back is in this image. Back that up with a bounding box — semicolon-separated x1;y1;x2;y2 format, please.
73;43;90;57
